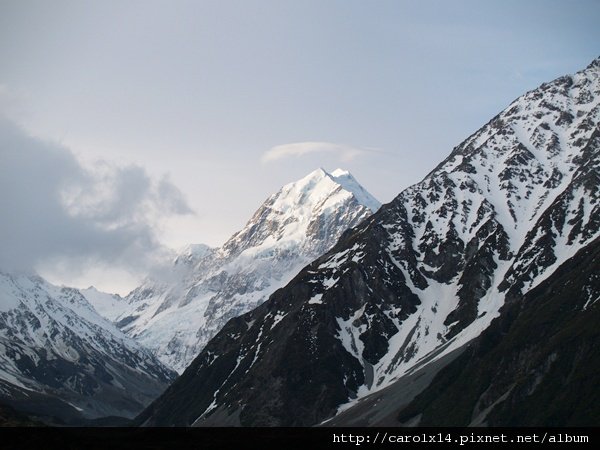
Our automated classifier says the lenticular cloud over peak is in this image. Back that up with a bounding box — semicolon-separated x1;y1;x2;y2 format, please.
261;141;366;163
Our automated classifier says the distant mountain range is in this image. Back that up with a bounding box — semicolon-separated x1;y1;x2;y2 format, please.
136;58;600;426
0;272;175;424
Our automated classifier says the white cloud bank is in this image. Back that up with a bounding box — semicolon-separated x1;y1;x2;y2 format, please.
0;116;193;286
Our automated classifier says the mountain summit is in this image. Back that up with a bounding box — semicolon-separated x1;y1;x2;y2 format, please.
136;58;600;426
219;167;379;259
115;168;380;373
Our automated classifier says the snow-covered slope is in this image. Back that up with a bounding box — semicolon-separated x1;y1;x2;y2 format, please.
0;272;175;421
117;168;380;373
81;286;129;322
136;58;600;426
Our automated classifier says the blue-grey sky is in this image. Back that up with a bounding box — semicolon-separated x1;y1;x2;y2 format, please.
1;0;598;293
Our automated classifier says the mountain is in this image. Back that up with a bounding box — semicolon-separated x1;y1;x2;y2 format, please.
114;168;380;373
0;272;176;423
136;58;600;426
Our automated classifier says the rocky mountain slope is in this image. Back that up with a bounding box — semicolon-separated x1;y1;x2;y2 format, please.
394;236;599;426
114;168;380;373
136;57;600;426
0;272;175;423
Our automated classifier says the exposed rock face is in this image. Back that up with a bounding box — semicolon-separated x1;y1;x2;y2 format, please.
0;272;176;422
136;58;600;427
115;168;380;373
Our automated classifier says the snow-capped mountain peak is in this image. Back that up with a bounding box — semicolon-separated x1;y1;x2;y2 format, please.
221;167;381;259
113;168;380;371
115;168;380;373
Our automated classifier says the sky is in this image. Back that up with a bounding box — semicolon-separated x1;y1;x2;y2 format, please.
1;0;599;294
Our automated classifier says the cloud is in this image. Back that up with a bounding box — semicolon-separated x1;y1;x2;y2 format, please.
261;141;366;163
0;84;30;124
0;117;193;277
